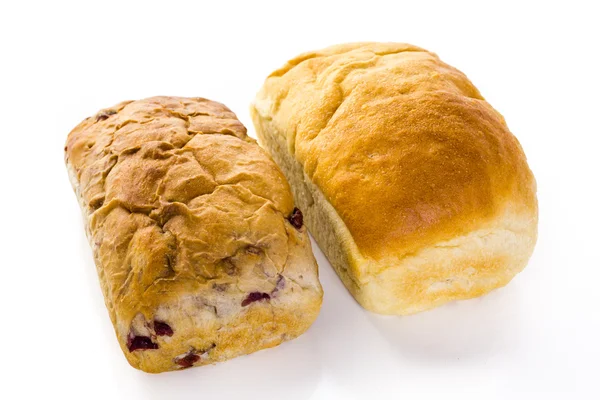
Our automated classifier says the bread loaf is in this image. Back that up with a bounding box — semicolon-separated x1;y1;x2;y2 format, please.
251;43;538;315
65;96;322;372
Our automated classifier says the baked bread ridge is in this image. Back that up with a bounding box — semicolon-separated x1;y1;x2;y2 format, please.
65;96;322;372
251;42;538;315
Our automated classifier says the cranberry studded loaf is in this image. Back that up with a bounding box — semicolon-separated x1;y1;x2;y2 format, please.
251;43;538;315
65;96;322;372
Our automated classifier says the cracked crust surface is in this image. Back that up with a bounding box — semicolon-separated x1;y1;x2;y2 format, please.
251;42;538;314
65;96;322;372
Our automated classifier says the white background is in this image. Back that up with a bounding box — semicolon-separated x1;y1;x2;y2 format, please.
1;1;599;399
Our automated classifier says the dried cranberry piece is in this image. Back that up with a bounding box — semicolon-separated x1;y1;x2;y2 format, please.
127;335;158;352
241;292;271;307
154;321;173;337
288;207;303;230
176;353;200;368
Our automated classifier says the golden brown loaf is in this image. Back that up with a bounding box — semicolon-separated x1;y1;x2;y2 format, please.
251;42;538;315
65;96;322;373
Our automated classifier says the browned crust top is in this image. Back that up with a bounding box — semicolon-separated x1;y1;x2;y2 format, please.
65;96;296;323
255;42;537;260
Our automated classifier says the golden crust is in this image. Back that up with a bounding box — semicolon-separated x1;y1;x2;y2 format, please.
252;43;538;314
65;96;322;372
